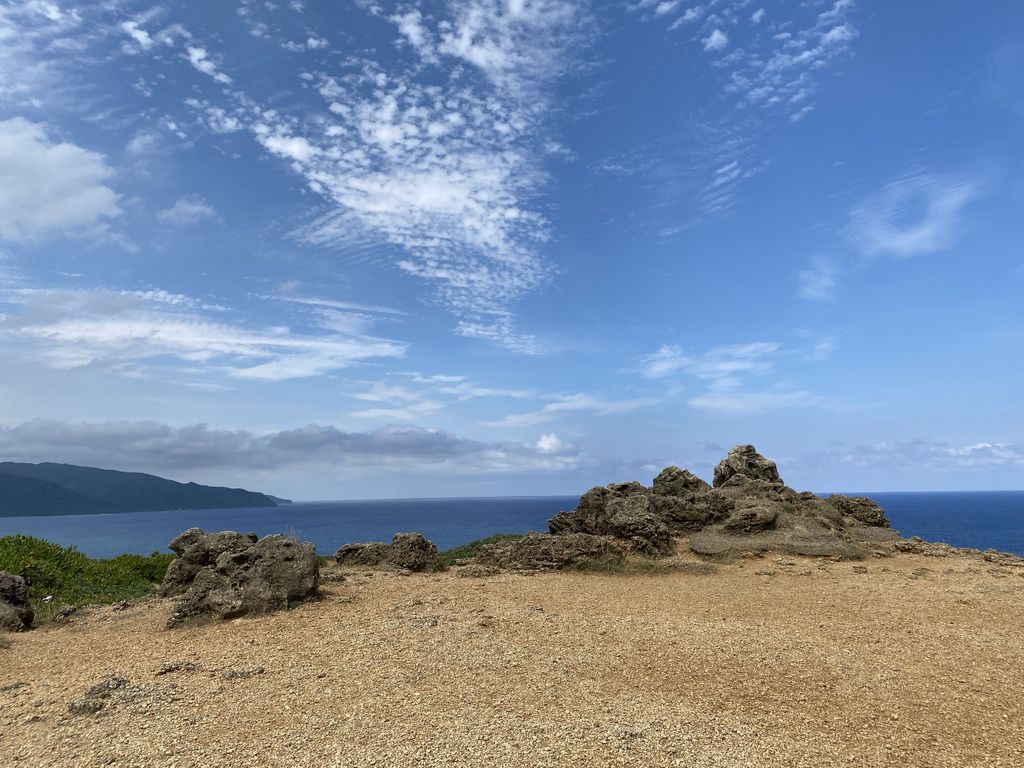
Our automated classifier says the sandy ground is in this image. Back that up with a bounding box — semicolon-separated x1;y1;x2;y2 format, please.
1;552;1023;768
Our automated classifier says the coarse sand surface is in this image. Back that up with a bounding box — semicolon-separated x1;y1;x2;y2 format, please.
2;553;1023;767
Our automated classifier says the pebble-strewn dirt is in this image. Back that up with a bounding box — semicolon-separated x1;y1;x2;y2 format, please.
2;553;1023;768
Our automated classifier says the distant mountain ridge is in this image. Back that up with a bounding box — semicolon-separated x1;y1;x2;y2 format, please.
0;462;285;517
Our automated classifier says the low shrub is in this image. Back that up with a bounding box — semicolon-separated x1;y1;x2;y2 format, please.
0;535;174;619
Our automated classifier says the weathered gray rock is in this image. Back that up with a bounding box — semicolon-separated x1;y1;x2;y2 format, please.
334;533;443;572
159;528;259;597
165;533;319;627
473;532;626;571
549;486;673;555
826;495;890;528
333;542;392;567
649;489;734;531
652;466;711;496
713;444;784;489
721;505;778;534
0;572;33;632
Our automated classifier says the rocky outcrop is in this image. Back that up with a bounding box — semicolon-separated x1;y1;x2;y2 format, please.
652;466;710;496
162;531;319;627
530;444;899;562
473;532;626;571
713;444;784;489
0;572;33;632
548;484;673;555
335;533;443;572
159;528;259;597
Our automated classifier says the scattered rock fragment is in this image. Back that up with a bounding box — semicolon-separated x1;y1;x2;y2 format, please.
221;665;265;680
156;661;199;676
68;675;128;716
69;675;181;715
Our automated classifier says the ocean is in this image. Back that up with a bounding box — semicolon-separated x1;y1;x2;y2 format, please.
0;491;1022;559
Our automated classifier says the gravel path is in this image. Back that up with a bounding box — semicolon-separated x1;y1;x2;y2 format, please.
2;553;1023;767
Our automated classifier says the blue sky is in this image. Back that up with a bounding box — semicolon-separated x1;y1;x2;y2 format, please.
0;0;1021;498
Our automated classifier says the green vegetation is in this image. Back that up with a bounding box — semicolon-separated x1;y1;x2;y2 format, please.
0;535;173;620
440;533;523;566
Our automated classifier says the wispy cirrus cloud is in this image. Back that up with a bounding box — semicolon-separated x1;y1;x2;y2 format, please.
619;0;860;222
0;285;405;381
848;173;977;259
637;339;829;413
483;393;658;428
160;1;593;352
797;172;979;302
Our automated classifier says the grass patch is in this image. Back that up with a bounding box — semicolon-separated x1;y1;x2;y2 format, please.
0;535;174;621
440;534;523;566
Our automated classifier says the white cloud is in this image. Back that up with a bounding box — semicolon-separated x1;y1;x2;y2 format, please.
484;393;657;428
0;418;583;475
637;340;831;413
797;256;840;301
213;2;592;350
257;131;318;163
849;173;977;259
638;344;690;378
185;46;232;85
703;29;728;52
0;287;405;381
157;195;219;226
391;9;434;58
350;401;444;421
120;20;153;50
808;440;1024;471
536;432;564;453
0;117;120;241
688;383;825;412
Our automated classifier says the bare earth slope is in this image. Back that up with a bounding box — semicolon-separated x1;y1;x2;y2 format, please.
2;554;1023;768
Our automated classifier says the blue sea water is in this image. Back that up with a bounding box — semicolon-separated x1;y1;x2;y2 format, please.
0;491;1021;559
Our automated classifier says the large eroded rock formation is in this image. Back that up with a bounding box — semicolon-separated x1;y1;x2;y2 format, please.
541;444;898;561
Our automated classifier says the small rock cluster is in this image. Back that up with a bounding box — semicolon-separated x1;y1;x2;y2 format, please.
335;532;443;572
0;572;33;632
161;528;319;628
